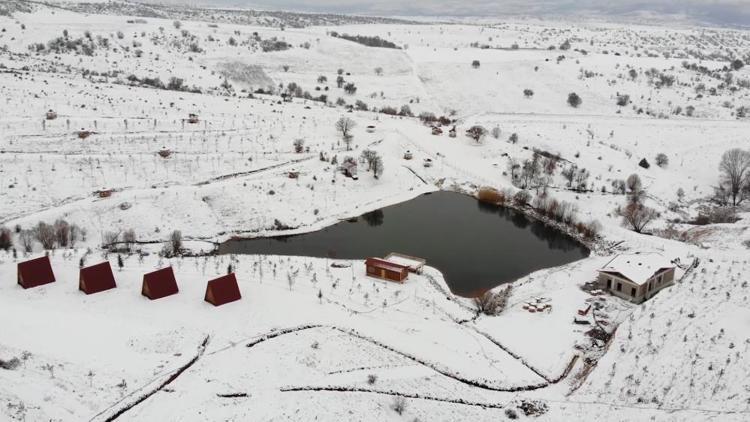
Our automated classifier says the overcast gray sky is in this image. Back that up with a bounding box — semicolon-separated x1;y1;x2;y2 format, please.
155;0;750;26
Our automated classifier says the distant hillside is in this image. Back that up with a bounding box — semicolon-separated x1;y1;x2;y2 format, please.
44;0;420;28
0;0;34;16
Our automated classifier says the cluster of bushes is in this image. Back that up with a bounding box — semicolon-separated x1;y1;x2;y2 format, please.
29;35;98;56
477;187;600;240
260;37;291;52
473;285;512;316
124;75;202;94
378;105;412;117
1;220;86;253
282;82;328;103
418;112;452;126
644;68;676;88
330;32;399;49
690;206;739;225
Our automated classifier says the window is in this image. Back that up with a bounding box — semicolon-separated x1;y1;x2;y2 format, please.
607;278;612;289
617;282;622;292
631;287;636;297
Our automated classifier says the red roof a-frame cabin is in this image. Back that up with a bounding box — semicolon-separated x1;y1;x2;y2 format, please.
17;255;56;289
142;267;179;300
204;273;242;306
79;261;117;295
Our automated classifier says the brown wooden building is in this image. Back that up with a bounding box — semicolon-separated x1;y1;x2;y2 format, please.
79;261;117;295
365;258;409;283
205;273;242;306
142;266;179;300
17;256;56;289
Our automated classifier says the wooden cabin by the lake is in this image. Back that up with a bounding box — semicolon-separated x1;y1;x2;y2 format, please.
365;258;409;283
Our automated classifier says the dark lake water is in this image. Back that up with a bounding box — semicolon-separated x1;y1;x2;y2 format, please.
219;191;590;297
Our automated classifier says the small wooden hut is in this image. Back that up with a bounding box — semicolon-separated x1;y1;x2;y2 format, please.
158;147;172;158
46;110;58;120
204;273;242;306
188;113;199;124
17;256;56;289
96;188;113;198
142;267;179;300
365;258;409;283
79;261;117;295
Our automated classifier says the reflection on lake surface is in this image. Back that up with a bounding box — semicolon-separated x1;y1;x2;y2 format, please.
219;191;590;297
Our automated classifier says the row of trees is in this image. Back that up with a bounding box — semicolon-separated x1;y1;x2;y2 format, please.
0;220;87;253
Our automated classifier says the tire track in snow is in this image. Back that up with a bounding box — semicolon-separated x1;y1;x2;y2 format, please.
91;335;210;422
279;386;506;409
245;325;549;392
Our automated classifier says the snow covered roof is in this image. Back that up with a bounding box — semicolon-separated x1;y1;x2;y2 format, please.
598;253;675;285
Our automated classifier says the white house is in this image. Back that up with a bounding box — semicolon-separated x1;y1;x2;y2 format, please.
597;253;676;303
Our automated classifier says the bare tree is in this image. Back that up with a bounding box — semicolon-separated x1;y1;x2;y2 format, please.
360;149;378;171
719;148;750;206
53;219;70;247
372;155;384;179
473;285;512;316
335;117;356;150
619;202;657;233
392;396;408;415
0;227;12;251
35;222;56;250
467;125;487;143
123;229;136;251
19;230;34;253
626;173;645;203
170;230;183;256
102;231;121;248
655;153;669;168
293;138;305;153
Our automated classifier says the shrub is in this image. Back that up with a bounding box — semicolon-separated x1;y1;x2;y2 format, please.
0;227;11;251
343;82;357;94
170;230;182;256
398;105;412;117
616;94;630;106
34;222;56;250
123;229;136;250
655;153;668;167
513;190;531;206
392;397;407;415
53;219;70;247
19;230;34;252
473;285;512;315
638;158;650;169
567;92;582;108
471;59;480;68
478;187;503;204
293;138;305;153
330;32;399;49
354;100;368;111
523;89;534;97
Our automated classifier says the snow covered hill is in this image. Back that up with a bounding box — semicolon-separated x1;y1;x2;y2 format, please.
1;2;749;421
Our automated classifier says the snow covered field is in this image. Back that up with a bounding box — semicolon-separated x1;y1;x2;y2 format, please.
1;1;750;420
